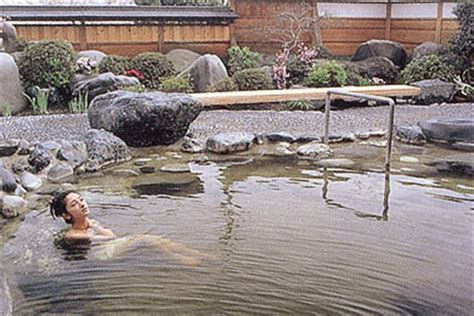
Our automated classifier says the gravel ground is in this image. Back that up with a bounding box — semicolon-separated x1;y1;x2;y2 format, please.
0;103;472;143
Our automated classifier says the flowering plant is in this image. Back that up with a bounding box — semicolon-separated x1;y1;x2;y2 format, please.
126;69;145;80
272;43;323;89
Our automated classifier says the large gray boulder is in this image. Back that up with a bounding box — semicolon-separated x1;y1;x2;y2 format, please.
82;129;131;172
165;49;201;73
395;125;426;145
0;21;17;52
179;54;228;92
71;72;139;101
88;91;202;147
352;56;399;83
0;53;27;114
352;40;408;68
412;42;448;60
411;42;467;73
411;79;456;105
418;118;474;151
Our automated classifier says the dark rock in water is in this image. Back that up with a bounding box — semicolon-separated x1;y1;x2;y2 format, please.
132;173;204;196
0;166;17;193
10;158;31;174
206;132;256;154
0;139;19;157
17;139;31;155
57;140;87;170
295;135;321;144
352;40;408;68
28;144;52;173
139;166;156;174
47;163;74;182
426;160;474;177
82;129;131;172
181;137;205;153
395;125;426;145
263;132;296;143
88;91;202;147
71;72;139;101
418;118;474;150
411;79;456;105
1;207;19;219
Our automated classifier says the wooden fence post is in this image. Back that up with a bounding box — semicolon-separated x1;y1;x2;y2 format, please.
385;0;392;40
435;0;443;43
79;21;88;51
157;24;164;53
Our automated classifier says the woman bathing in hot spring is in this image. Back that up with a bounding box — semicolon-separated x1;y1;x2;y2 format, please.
50;190;202;266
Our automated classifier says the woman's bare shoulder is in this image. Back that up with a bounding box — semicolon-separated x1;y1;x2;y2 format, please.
64;229;90;243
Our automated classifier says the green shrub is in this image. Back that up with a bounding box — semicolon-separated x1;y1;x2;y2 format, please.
449;3;473;64
286;45;329;86
68;91;89;114
97;55;132;75
284;99;314;111
23;86;49;114
304;61;348;88
131;52;175;89
159;74;194;93
207;77;239;92
17;40;76;90
227;46;262;76
400;55;456;84
232;68;274;91
120;83;149;93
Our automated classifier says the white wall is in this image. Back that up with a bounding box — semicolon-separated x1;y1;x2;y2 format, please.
443;3;457;19
318;4;387;18
0;0;136;5
317;3;458;19
392;3;437;18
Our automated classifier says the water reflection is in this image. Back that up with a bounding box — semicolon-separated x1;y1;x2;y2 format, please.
2;156;473;315
321;167;391;220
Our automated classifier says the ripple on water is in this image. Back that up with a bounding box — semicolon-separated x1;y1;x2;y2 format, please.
3;163;472;315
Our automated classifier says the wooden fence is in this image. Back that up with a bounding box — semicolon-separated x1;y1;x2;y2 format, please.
230;0;459;56
16;24;231;56
10;1;460;57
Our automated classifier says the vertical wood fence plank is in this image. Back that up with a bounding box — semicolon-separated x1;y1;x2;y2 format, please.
385;0;392;40
435;0;443;43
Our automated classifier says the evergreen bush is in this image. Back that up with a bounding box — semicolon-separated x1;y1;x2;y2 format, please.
207;77;239;92
303;61;348;88
159;74;194;93
400;55;456;84
97;55;132;75
17;40;76;90
449;3;473;64
227;46;262;76
131;52;176;89
232;68;274;91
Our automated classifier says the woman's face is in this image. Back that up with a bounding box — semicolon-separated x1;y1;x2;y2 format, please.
64;192;90;222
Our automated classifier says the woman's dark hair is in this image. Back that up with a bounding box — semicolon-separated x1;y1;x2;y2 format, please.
50;190;78;224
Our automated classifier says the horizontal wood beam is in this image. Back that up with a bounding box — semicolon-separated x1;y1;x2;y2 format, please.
191;85;421;107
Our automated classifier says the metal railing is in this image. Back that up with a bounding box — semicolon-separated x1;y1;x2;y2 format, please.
324;89;396;170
